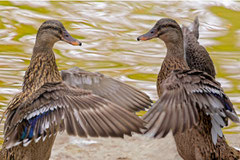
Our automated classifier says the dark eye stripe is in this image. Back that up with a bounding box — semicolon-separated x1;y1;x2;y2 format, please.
157;24;178;36
158;30;167;36
53;33;61;40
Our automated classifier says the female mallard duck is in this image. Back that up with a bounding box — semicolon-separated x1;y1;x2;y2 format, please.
137;18;240;159
0;20;151;160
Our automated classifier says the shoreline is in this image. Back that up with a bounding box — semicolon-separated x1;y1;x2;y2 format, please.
51;132;240;160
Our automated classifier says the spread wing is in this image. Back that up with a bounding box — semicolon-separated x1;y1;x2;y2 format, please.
61;67;152;112
143;70;239;144
4;82;144;149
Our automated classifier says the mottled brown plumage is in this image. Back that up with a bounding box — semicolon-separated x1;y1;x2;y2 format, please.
156;56;188;97
0;20;149;160
182;17;216;78
138;18;240;159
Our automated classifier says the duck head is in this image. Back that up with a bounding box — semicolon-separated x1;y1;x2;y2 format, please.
137;18;183;45
35;20;82;47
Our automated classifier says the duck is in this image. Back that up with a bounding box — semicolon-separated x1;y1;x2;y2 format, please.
0;20;151;160
137;18;240;159
182;16;216;78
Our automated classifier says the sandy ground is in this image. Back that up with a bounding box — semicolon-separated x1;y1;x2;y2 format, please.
50;132;240;160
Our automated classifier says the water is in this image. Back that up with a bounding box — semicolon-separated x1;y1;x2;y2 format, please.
0;1;239;147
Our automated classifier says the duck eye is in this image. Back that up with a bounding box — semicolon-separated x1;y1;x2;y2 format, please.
65;34;69;37
150;31;154;34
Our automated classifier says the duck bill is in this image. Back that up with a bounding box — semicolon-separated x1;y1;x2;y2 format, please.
137;28;158;41
62;30;82;46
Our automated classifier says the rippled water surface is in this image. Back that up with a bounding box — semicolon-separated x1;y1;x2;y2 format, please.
0;1;240;145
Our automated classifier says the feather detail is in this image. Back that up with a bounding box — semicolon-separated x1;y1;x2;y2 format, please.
4;82;145;149
61;67;152;112
143;69;239;145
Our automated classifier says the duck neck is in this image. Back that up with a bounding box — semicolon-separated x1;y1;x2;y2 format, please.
157;39;189;97
165;39;189;68
165;40;185;61
22;43;62;93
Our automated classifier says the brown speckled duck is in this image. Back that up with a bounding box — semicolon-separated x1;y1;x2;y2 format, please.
137;18;240;159
182;16;216;78
0;20;151;160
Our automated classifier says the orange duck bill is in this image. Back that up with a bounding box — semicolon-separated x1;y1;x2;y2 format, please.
61;30;82;46
137;27;158;41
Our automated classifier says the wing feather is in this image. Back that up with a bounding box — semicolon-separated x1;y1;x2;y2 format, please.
4;82;144;149
143;70;239;144
61;67;152;112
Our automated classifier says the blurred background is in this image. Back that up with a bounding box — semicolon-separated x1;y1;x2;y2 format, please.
0;1;239;148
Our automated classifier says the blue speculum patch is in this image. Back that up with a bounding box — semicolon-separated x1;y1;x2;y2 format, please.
20;110;51;140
